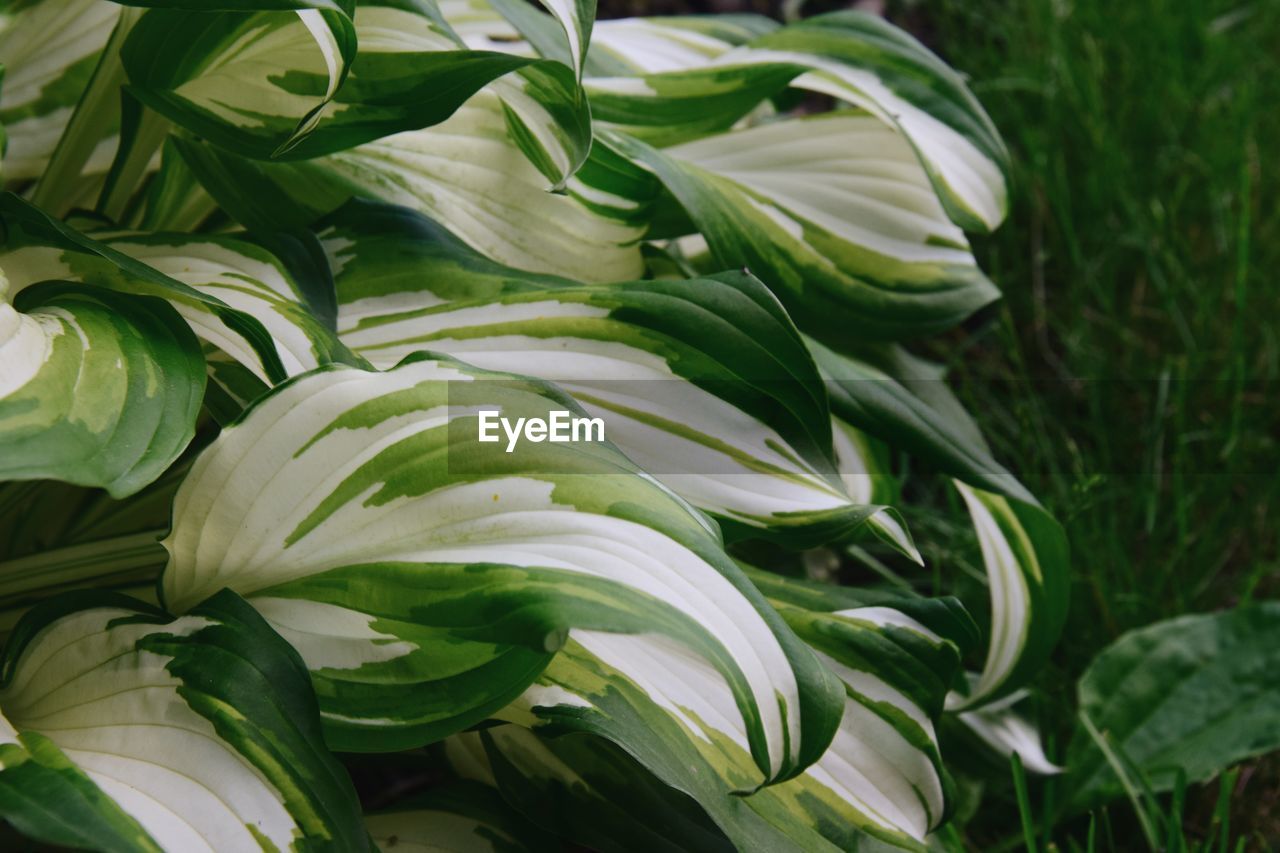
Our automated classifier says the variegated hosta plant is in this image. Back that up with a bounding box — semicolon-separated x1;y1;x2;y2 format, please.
0;1;1068;850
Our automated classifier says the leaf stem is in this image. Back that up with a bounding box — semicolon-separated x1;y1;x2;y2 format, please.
97;91;172;222
30;7;142;216
0;529;167;606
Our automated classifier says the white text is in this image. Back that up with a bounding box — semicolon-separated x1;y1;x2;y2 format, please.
477;410;605;452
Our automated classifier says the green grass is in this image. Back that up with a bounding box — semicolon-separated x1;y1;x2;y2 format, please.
909;0;1280;846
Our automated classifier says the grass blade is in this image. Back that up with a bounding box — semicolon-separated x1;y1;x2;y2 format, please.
1078;710;1158;850
1010;752;1038;853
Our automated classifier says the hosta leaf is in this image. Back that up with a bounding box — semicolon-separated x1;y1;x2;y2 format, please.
165;134;341;232
584;10;1012;211
0;192;355;392
102;232;356;382
529;0;593;82
606;111;999;342
479;0;601;79
447;727;733;852
320;200;897;547
812;339;1070;707
0;279;203;497
743;566;977;719
490;62;592;190
319;198;574;299
0;589;369;851
118;0;591;191
585;14;778;75
1065;603;1280;812
176;92;644;280
120;2;357;158
954;690;1062;776
0;192;288;380
366;779;557;852
489;567;973;850
495;635;822;849
0;709;159;853
832;418;917;560
0;0;121;181
563;14;791;170
361;1;593;190
502;626;952;850
745;570;973;835
951;482;1067;707
311;2;589;184
727;11;1012;232
161;355;844;782
585;63;801;147
812;339;1032;502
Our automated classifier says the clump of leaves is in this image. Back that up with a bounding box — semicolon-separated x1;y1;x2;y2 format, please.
0;1;1080;850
